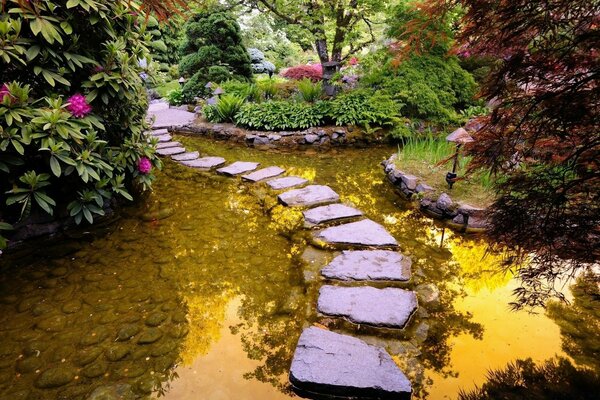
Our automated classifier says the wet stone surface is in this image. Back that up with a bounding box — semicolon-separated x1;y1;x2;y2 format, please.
216;161;260;176
290;327;412;399
303;204;363;227
156;141;181;150
156;147;186;157
321;250;412;282
317;286;418;328
314;219;398;248
179;156;226;170
278;185;340;207
266;176;308;190
242;166;286;182
171;151;199;162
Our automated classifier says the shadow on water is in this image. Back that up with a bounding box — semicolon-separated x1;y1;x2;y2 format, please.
0;134;596;399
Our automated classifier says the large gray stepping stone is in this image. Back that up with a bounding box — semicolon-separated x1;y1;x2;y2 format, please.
242;166;285;182
278;185;340;207
154;134;172;143
321;250;411;281
147;128;169;136
156;141;181;149
216;161;260;176
148;101;169;112
171;151;199;162
156;146;185;156
180;157;226;170
267;176;308;190
303;204;363;227
317;286;417;328
315;219;398;248
289;327;411;399
151;109;195;129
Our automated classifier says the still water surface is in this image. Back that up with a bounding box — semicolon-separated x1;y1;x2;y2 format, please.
0;136;572;399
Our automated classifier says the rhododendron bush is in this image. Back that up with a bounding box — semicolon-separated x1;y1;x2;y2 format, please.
0;0;161;235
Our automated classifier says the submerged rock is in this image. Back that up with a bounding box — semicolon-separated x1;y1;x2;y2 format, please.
242;166;285;182
278;185;340;207
35;366;75;388
216;161;260;176
289;327;412;399
321;250;411;281
303;204;363;227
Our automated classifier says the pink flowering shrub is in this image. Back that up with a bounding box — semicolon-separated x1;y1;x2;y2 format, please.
0;84;12;103
137;157;152;174
281;64;323;81
66;93;92;118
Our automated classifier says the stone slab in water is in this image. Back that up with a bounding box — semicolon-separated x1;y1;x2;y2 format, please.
180;157;226;170
267;176;308;190
156;146;185;156
156;141;181;150
171;151;199;162
147;128;169;136
289;327;411;399
154;134;172;143
242;166;285;182
278;185;340;207
303;204;363;227
317;286;417;328
150;109;195;129
216;161;260;176
321;250;411;281
315;219;398;248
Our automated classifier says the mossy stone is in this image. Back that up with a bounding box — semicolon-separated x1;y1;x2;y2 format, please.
75;347;103;366
81;361;107;378
16;296;42;313
61;300;82;314
137;328;163;344
105;344;130;362
36;315;67;332
171;310;187;323
16;356;43;373
35;366;75;388
81;327;109;346
116;324;141;341
150;340;178;357
117;363;147;378
31;303;54;317
22;340;51;357
50;267;68;277
145;312;167;327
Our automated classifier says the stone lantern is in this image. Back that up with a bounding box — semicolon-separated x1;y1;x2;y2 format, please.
321;61;340;96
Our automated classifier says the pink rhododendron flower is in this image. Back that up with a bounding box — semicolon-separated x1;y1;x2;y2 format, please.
138;157;152;174
349;57;359;66
66;93;92;118
0;84;11;103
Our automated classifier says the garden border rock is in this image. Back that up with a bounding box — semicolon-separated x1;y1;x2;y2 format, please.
382;153;489;233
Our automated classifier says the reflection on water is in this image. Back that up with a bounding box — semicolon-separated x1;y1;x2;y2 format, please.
0;135;594;399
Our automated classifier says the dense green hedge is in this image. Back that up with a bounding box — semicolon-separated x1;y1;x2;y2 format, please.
0;0;160;242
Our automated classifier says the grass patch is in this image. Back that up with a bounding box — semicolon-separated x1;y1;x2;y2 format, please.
396;134;497;207
154;80;180;98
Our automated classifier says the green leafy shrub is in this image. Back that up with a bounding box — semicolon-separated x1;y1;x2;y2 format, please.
258;79;278;100
297;78;322;103
204;94;246;123
327;90;400;127
167;88;184;106
235;101;328;131
220;80;261;102
179;10;253;103
0;1;160;235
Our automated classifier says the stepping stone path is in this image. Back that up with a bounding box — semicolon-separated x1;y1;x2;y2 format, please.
156;146;185;156
145;105;418;396
171;151;199;162
217;161;260;176
314;219;398;248
266;176;308;190
321;250;411;281
242;166;285;182
278;185;340;207
303;204;363;227
318;286;417;328
289;327;412;399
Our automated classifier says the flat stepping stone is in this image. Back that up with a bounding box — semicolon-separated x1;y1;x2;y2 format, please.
154;134;172;143
151;109;195;129
314;219;398;248
180;157;226;170
303;204;363;227
216;161;260;176
289;327;411;399
171;151;199;162
321;250;411;281
242;166;285;182
147;128;169;136
317;286;417;328
278;185;340;207
156;146;185;156
156;141;181;149
267;176;308;190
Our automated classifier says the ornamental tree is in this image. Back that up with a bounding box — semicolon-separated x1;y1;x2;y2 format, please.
402;0;600;307
0;0;161;242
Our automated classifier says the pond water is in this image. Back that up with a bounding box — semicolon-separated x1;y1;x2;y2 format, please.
0;135;578;399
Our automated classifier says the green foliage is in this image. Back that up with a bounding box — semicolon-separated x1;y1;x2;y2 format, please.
179;10;253;103
296;78;322;103
220;80;261;102
258;79;278;100
204;94;246;123
0;0;161;233
166;88;183;106
361;53;478;124
235;101;328;131
327;89;400;127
